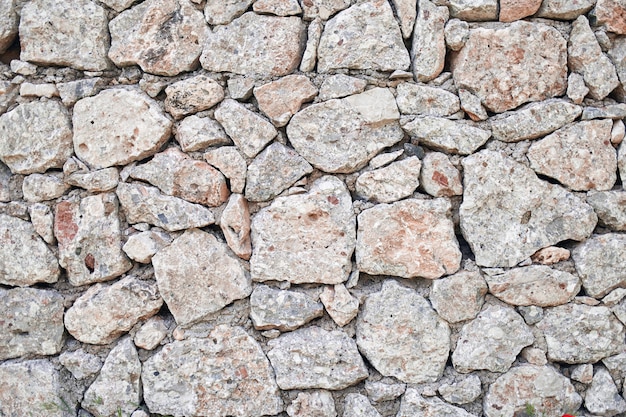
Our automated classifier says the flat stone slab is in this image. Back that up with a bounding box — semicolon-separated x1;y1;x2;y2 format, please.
402;117;491;155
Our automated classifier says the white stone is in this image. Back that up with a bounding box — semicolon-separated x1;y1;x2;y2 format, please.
396;83;460;116
123;230;171;264
438;375;482;405
402;117;491;155
585;367;626;416
176;116;230;152
343;393;381;417
134;316;168;350
445;0;498;20
355;157;422;203
572;233;626;298
287;390;336;417
318;74;367;100
412;0;448;82
204;146;247;194
204;0;252;25
22;173;68;202
249;285;323;331
220;193;252;260
300;18;323;72
319;284;359;327
59;349;103;380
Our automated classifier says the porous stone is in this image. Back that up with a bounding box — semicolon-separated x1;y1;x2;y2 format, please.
570;364;594;384
531;246;570;265
357;198;461;278
82;338;142;417
397;388;474;417
134;316;168;350
109;0;207;76
460;150;597;267
582;103;626;120
0;288;64;360
267;326;368;390
254;75;318;127
302;0;351;19
444;18;469;51
609;36;626;90
73;89;172;169
343;393;381;417
452;21;567;113
445;0;498;20
484;265;580;307
214;99;278;158
19;0;109;71
483;365;582;417
57;78;104;106
0;0;17;54
227;77;255;101
64;276;163;345
64;165;119;193
55;193;132;286
176;115;230;152
300;17;322;72
220;194;252;260
412;0;448;82
318;74;367;100
402;117;491;155
245;142;313;202
249;285;323;331
537;304;625;363
0;101;73;174
572;233;626;298
204;0;252;25
319;284;359;326
355;157;422;203
286;390;336;417
29;203;55;244
438;374;482;404
22;173;69;202
396;83;460;116
603;353;626;385
357;280;450;383
585;366;626;416
59;349;103;380
317;0;410;72
420;152;463;197
568;16;620;100
567;72;589;104
392;0;417;38
164;75;225;119
123;230;171;264
0;214;59;286
430;270;487;323
116;182;215;232
250;176;355;284
100;0;136;12
204;146;247;194
365;380;406;403
288;88;404;173
142;326;283;417
587;191;626;231
595;0;626;34
535;0;595;19
253;0;302;15
201;13;305;77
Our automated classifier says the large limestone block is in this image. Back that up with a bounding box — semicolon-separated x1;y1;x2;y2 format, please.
412;0;448;82
0;0;17;54
572;233;626;298
402;117;491;155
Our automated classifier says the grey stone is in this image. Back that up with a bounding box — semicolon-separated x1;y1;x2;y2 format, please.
438;374;482;404
0;0;17;54
402;117;491;155
430;270;487;323
22;173;69;202
582;103;626;120
343;393;381;417
620;141;626;190
318;74;367;101
608;36;626;91
603;353;626;385
567;72;589;104
134;316;168;350
302;0;351;20
319;284;359;327
204;0;252;25
459;88;489;121
227;77;255;101
412;0;448;82
204;146;247;194
587;191;626;231
397;388;474;417
176;115;230;152
122;230;171;264
535;0;595;19
57;78;104;106
63;157;119;193
355;157;422;203
142;326;283;417
357;280;450;383
365;380;406;403
286;390;336;417
595;0;626;35
100;0;136;12
253;0;302;16
585;367;626;416
444;0;498;20
572;233;626;298
249;285;323;331
391;0;417;38
164;75;225;119
28;203;55;244
420;152;463;197
300;18;323;72
267;326;368;390
0;162;10;202
0;288;64;360
220;193;252;260
444;18;469;51
59;349;103;380
570;363;594;384
396;83;460;116
460;150;597;267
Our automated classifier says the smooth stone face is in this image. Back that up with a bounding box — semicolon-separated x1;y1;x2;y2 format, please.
355;157;422;203
411;0;448;82
201;13;305;77
535;0;595;19
438;375;482;405
357;281;450;383
0;288;64;360
402;117;491;155
395;83;460;116
152;229;251;326
537;304;625;363
287;390;337;417
19;0;109;71
595;0;626;35
142;326;283;417
587;191;626;231
0;101;73;174
267;326;369;390
357;198;461;279
249;285;323;331
446;0;498;20
420;152;463;197
250;176;355;284
317;0;410;72
0;214;60;286
343;393;381;417
452;21;567;113
254;75;318;127
0;0;17;54
460;150;597;267
483;365;582;417
430;270;487;323
109;0;208;76
73;89;172;169
176;115;230;152
572;233;626;298
64;277;163;345
585;367;626;416
398;388;474;417
220;194;252;260
204;0;252;25
164;75;225;119
288;88;404;173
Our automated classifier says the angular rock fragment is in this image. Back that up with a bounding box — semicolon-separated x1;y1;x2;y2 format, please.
0;214;59;286
59;349;103;380
595;0;626;34
445;0;498;20
531;247;570;265
438;375;482;405
452;21;567;113
317;0;410;72
444;18;469;51
134;316;168;350
319;74;367;101
0;288;64;360
460;151;597;267
73;89;172;169
365;381;406;403
63;157;119;193
572;233;626;298
369;150;404;169
29;203;55;244
391;0;417;38
499;0;542;21
419;152;463;197
204;146;247;194
357;281;450;383
402;117;490;155
398;388;474;417
57;78;104;106
100;0;136;12
300;18;322;72
164;75;224;119
287;390;336;417
302;0;351;19
64;277;163;345
0;0;17;54
0;101;73;174
355;157;422;203
430;270;487;323
175;115;230;152
609;36;626;90
267;326;368;390
201;13;305;77
220;194;252;260
249;285;323;331
109;0;208;76
251;176;355;284
254;75;318;127
22;173;68;203
412;0;448;82
585;366;626;416
567;72;589;104
117;182;215;231
320;284;359;326
143;326;283;417
620;141;626;189
204;0;252;25
253;0;302;16
536;0;595;19
582;103;626;120
570;363;593;384
343;393;381;417
123;230;171;264
357;198;461;278
396;83;460;116
587;191;626;231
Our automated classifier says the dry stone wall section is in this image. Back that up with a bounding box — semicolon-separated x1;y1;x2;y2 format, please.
0;0;626;416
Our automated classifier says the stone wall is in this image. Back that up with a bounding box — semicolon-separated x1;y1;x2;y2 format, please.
0;0;626;416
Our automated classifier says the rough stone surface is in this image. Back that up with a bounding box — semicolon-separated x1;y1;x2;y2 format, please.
300;17;323;72
164;75;225;119
286;390;336;417
73;89;172;169
254;75;318;127
460;150;597;267
391;0;417;38
572;233;626;298
109;0;208;76
64;158;119;193
365;381;406;403
64;276;162;345
452;21;567;113
142;326;283;417
22;173;69;202
357;198;461;279
302;0;351;19
201;13;305;77
319;284;359;326
499;0;542;22
419;152;463;197
412;0;448;82
317;0;410;72
581;103;626;120
0;288;64;360
531;246;571;265
445;0;498;20
250;285;323;331
430;270;487;323
134;316;168;350
585;366;626;416
220;193;252;260
251;176;355;284
0;101;73;174
398;388;474;417
357;280;450;383
29;203;55;244
402;117;491;155
204;146;247;194
595;0;626;34
444;18;469;51
438;375;482;405
587;191;626;231
123;230;171;264
355;157;422;203
100;0;136;12
396;83;460;116
152;229;251;326
204;0;252;25
318;74;367;100
536;0;595;19
343;393;381;417
59;349;103;380
176;115;230;152
567;72;589;104
570;363;594;383
0;0;17;54
253;0;302;16
620;141;626;189
267;326;368;390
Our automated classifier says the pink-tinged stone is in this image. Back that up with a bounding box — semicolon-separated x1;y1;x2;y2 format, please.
164;75;224;119
220;194;252;260
596;0;626;34
420;152;463;197
499;0;542;22
412;0;448;82
254;75;318;127
391;0;418;38
301;0;351;20
253;0;302;16
531;246;570;265
535;0;595;19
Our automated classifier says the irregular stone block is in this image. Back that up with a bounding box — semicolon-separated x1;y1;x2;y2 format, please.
100;0;136;12
356;157;422;203
567;72;589;104
253;0;302;15
249;285;323;331
134;316;168;350
391;0;417;38
587;190;626;231
595;0;626;34
122;230;171;264
59;349;103;380
164;75;224;119
585;366;626;416
318;74;367;100
29;203;55;244
343;393;381;417
220;194;252;260
438;375;482;405
396;83;460;116
430;270;487;323
319;284;359;327
536;0;595;19
412;0;448;82
204;0;252;25
287;390;336;417
204;146;247;194
365;380;406;403
302;0;351;20
254;75;318;127
499;0;541;22
420;152;463;197
398;388;474;417
300;17;323;72
175;115;230;152
445;0;498;20
572;233;626;298
0;0;17;54
445;18;469;51
22;173;69;202
402;116;490;155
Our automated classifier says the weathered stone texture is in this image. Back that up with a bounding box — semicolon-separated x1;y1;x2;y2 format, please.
204;0;252;25
302;0;351;20
176;115;230;152
253;0;302;16
595;0;626;34
319;74;367;100
343;393;382;417
536;0;595;19
250;285;323;331
220;193;252;260
287;390;336;417
412;0;448;82
164;75;225;119
420;152;463;197
204;146;247;194
254;75;318;127
398;388;474;417
395;83;460;117
585;366;626;416
430;270;487;323
587;191;626;230
355;157;422;203
438;375;482;405
320;284;359;327
499;0;542;22
402;117;491;155
0;0;17;54
22;173;68;202
572;233;626;298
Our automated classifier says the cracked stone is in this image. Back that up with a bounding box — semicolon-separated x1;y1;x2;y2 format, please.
204;0;252;25
438;375;482;405
287;390;336;417
402;117;491;155
318;74;367;101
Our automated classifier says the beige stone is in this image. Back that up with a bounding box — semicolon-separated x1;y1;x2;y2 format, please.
287;391;336;417
395;83;460;116
499;0;542;22
572;233;626;298
531;246;570;265
420;152;463;197
253;0;302;15
204;0;252;25
175;115;230;152
319;284;359;326
319;74;367;100
535;0;595;19
302;0;351;20
300;18;323;72
412;0;448;82
0;0;17;54
444;18;469;51
567;72;589;104
220;194;252;260
402;117;491;155
28;204;55;244
122;230;171;264
445;0;498;20
392;0;418;38
355;157;422;203
134;317;168;350
22;173;69;202
398;389;475;417
254;75;318;127
250;285;323;331
458;88;488;120
596;0;626;34
64;159;119;193
164;75;224;119
204;146;247;194
430;270;487;323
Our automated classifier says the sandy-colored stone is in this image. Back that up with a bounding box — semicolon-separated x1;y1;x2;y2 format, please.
164;75;224;119
253;0;302;16
22;173;69;202
251;176;355;284
287;391;336;417
134;316;168;350
355;157;422;203
402;117;491;155
398;389;474;417
109;0;207;76
300;17;323;72
581;103;626;120
458;88;487;120
536;0;595;19
29;203;55;244
391;0;417;38
100;0;136;12
320;284;359;326
254;75;318;127
64;162;119;193
220;194;252;260
319;74;367;101
122;230;171;264
317;0;410;72
609;36;626;92
302;0;351;19
438;375;482;405
531;246;570;265
585;366;626;416
567;72;589;104
452;21;567;113
365;381;406;403
499;0;542;22
444;18;469;51
369;150;404;169
250;285;323;331
444;0;498;20
64;276;163;345
596;0;626;34
570;364;594;383
204;146;247;194
73;89;172;169
0;0;17;54
430;270;487;323
412;0;448;82
357;280;450;383
204;0;252;25
343;393;381;417
572;233;626;298
396;83;460;116
175;115;230;152
57;77;104;106
420;152;463;197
